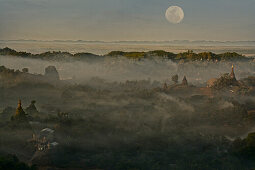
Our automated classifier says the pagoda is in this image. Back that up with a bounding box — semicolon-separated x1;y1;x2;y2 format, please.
13;100;27;120
26;100;38;115
230;64;236;80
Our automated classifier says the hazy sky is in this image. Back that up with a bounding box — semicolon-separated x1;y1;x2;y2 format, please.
0;0;254;41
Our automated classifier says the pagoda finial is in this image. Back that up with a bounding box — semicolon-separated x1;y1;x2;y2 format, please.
18;99;22;108
230;64;236;80
14;99;26;118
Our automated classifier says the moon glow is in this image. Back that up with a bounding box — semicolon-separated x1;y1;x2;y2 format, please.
165;6;184;24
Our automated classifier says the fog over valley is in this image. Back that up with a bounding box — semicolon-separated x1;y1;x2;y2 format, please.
1;0;255;168
1;46;255;169
1;54;255;85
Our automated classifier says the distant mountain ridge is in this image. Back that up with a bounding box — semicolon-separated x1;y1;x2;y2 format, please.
0;47;251;62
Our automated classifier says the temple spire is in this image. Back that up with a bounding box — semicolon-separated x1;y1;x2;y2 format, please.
230;64;236;80
18;99;22;108
15;99;26;118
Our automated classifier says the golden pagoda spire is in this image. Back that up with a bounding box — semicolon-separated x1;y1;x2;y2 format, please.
230;64;236;80
11;99;29;122
18;99;22;108
15;99;26;118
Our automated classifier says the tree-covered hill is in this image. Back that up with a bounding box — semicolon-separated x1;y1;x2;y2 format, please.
0;47;250;62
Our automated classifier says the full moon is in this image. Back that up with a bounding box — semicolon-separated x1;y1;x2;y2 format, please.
165;6;184;24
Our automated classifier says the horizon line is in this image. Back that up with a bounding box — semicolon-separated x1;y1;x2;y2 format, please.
1;39;255;43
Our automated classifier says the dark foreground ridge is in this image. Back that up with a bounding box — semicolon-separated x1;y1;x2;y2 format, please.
0;47;250;62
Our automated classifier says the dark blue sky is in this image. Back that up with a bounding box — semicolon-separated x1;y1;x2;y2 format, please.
0;0;254;41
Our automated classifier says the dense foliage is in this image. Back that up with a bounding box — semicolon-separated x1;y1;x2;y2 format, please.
176;50;246;61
